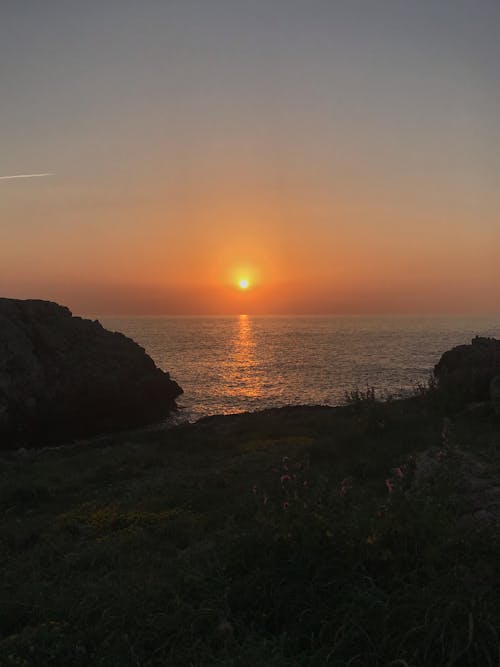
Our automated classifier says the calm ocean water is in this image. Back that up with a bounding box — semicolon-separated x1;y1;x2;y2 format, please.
101;316;500;422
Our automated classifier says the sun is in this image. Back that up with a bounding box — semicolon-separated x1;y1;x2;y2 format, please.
238;278;250;289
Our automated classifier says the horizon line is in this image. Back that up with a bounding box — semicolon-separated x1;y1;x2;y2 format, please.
89;311;500;319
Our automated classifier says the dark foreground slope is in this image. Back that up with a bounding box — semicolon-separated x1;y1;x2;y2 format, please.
0;298;182;447
1;393;500;666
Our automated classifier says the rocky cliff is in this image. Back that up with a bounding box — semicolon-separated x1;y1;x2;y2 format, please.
0;298;182;447
434;336;500;410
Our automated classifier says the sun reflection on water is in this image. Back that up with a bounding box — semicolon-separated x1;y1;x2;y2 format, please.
227;314;263;400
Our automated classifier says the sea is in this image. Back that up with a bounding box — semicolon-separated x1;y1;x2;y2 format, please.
101;315;500;422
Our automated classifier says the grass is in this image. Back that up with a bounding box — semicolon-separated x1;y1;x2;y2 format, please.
1;391;500;665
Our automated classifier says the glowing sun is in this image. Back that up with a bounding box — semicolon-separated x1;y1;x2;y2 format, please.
238;278;250;289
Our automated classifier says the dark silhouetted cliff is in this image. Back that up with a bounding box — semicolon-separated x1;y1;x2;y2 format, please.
0;298;182;447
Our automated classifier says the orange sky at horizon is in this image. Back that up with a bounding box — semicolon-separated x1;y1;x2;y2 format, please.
3;176;499;316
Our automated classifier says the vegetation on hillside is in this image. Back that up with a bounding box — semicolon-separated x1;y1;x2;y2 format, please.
1;388;500;665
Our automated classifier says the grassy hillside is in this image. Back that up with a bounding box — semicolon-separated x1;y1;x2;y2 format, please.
1;391;500;665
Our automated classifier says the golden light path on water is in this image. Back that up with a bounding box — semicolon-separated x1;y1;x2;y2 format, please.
227;314;263;401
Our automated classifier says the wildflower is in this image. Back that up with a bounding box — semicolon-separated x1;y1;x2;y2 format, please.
280;474;292;484
385;478;394;493
340;478;351;496
395;467;404;478
303;479;309;488
252;484;258;495
217;620;234;637
436;450;446;461
282;456;289;471
283;501;290;510
366;532;377;544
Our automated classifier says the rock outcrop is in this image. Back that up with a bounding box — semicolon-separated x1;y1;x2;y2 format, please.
0;298;182;447
434;336;500;409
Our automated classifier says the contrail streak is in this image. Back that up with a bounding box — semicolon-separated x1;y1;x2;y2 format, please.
0;173;55;180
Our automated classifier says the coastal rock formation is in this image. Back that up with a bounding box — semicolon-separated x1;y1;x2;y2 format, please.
0;298;182;447
434;336;500;409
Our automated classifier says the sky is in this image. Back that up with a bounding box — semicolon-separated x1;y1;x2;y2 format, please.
1;0;499;315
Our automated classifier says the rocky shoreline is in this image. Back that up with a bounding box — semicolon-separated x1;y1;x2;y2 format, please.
2;297;500;452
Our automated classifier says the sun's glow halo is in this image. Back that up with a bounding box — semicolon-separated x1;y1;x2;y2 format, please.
238;278;250;289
